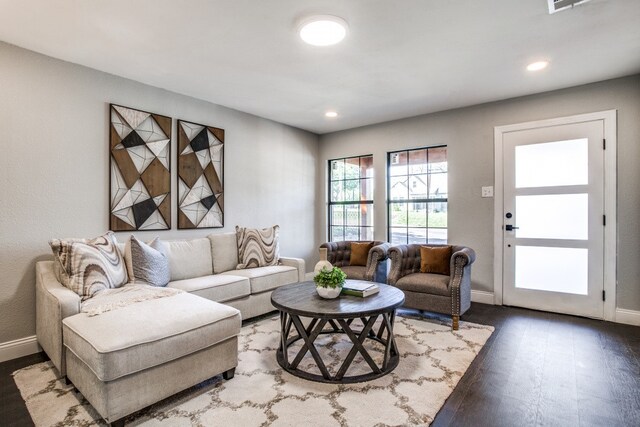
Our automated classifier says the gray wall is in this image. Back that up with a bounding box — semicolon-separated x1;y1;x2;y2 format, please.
0;42;319;344
318;75;640;311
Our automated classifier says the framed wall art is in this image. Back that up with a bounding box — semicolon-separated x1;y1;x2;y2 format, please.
177;119;224;229
109;104;171;230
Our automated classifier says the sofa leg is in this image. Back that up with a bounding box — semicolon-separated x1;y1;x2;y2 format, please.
223;368;235;380
452;315;459;331
63;376;71;386
109;419;125;427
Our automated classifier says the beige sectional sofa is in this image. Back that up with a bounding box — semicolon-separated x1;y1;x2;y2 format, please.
35;231;305;425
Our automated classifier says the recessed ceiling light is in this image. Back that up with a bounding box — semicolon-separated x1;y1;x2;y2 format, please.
299;16;348;46
325;111;338;118
527;61;549;72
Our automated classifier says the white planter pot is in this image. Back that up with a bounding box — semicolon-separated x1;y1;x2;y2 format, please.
316;286;341;299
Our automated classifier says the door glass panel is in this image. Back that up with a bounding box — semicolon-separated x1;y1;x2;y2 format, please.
515;246;588;295
515;138;588;188
515;194;588;240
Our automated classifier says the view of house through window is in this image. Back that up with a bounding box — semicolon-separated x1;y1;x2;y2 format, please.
387;146;447;244
328;155;374;241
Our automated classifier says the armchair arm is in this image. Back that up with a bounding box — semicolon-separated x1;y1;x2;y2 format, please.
365;242;391;282
36;260;81;377
387;245;409;286
449;247;476;316
279;256;306;282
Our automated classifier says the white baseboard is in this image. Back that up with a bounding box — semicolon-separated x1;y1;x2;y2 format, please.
471;290;495;305
0;335;41;363
615;308;640;326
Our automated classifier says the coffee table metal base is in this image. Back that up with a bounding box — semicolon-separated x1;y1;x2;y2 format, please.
276;310;399;384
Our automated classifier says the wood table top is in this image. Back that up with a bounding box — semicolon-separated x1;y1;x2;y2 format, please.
271;280;405;318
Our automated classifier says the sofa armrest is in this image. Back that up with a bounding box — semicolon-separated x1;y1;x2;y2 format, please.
36;260;81;377
279;257;305;282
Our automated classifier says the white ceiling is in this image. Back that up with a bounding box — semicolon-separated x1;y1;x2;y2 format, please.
0;0;639;134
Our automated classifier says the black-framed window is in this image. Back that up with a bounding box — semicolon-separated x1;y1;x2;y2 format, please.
328;155;374;241
387;146;447;244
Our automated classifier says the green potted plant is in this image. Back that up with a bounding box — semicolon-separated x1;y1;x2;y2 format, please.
313;266;346;299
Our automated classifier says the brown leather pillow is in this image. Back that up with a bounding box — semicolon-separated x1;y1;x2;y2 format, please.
420;245;453;275
350;241;374;266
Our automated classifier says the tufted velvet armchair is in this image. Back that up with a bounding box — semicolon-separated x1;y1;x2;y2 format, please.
387;244;476;330
320;241;391;283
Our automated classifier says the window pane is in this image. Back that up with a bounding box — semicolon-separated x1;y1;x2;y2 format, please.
515;194;588;240
345;204;359;226
330;181;343;202
331;226;344;241
515;246;588;295
516;138;588;188
360;227;374;241
408;203;426;227
330;159;344;180
345;157;360;179
429;173;448;199
409;174;429;198
344;179;359;201
360;204;374;227
408;228;427;244
389;151;408;176
409;149;428;174
428;228;448;244
360;178;373;201
331;205;344;226
390;228;407;244
427;203;447;228
345;226;359;241
390;202;407;226
360;156;374;178
390;176;408;200
428;147;447;172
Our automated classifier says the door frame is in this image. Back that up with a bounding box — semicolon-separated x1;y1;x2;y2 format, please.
493;110;617;321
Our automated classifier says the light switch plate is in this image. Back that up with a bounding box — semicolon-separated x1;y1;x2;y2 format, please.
481;186;494;198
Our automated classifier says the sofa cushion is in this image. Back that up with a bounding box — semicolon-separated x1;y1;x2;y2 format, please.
165;238;213;281
220;266;297;294
49;232;128;300
236;225;280;269
339;265;367;281
168;274;250;303
124;237;170;287
62;292;240;382
208;232;239;273
396;272;450;296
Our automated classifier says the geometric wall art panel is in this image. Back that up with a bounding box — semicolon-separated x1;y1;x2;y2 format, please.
109;104;171;230
177;119;224;229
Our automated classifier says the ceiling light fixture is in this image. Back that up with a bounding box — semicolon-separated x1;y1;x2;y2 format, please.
527;61;549;72
299;15;348;46
325;111;338;118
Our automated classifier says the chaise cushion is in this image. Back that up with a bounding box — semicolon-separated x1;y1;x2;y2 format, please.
395;272;450;296
165;238;213;281
62;293;240;382
220;266;297;294
168;274;250;303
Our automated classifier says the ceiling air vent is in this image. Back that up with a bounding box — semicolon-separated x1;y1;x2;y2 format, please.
548;0;592;14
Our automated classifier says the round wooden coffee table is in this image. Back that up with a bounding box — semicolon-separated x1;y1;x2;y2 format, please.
271;280;405;384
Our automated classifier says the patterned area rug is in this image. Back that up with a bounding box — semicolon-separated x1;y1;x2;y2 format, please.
13;314;493;426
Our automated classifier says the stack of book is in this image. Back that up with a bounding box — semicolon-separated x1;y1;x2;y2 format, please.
341;281;380;298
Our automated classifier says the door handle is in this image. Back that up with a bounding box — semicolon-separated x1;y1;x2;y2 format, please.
505;224;519;231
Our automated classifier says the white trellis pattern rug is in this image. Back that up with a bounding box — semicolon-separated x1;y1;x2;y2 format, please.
13;314;493;426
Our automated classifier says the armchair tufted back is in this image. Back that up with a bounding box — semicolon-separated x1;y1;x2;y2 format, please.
320;240;384;267
390;244;470;277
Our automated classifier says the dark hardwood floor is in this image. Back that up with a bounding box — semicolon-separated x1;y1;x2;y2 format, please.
1;304;639;426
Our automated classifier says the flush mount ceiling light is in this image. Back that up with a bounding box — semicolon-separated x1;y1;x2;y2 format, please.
325;111;338;118
299;15;348;46
527;61;549;72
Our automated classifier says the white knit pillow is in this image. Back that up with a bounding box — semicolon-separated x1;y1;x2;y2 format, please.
124;236;170;287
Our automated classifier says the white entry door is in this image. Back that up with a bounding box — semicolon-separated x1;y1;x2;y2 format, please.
501;119;605;318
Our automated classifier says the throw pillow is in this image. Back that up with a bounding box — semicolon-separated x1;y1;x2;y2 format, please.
124;236;170;287
350;241;374;266
49;231;128;300
420;245;453;276
236;225;280;269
